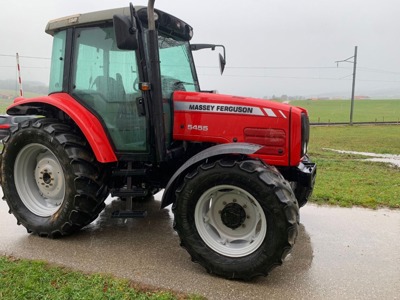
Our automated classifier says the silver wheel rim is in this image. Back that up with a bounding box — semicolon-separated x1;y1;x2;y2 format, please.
194;185;267;257
14;143;66;217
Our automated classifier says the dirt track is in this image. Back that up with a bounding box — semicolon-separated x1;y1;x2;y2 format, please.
0;190;399;299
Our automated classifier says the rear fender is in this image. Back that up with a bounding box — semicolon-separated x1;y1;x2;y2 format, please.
161;143;263;208
7;93;117;163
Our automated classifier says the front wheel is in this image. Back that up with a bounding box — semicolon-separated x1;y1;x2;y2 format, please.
173;159;299;280
1;118;109;238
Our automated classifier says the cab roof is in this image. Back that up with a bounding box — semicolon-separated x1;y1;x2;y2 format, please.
45;6;144;36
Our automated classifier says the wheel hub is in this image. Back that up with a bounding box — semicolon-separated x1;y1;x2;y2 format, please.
221;203;246;229
42;172;52;184
34;156;64;200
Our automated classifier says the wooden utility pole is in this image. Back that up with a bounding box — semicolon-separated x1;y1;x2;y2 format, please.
335;46;358;125
349;46;358;126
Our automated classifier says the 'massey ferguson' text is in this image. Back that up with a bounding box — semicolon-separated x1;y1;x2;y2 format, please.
188;104;254;114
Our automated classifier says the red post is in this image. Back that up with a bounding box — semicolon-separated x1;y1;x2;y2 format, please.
16;53;23;97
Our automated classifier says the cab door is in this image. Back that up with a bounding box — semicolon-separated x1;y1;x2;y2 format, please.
71;25;147;152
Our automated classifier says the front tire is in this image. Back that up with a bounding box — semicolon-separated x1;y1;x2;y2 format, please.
173;159;299;280
1;118;109;238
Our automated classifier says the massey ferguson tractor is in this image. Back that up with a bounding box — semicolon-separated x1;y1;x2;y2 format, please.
0;1;316;279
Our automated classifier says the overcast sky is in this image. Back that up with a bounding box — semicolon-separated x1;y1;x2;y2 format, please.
1;0;400;98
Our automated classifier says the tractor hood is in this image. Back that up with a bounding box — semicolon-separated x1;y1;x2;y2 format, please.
172;91;307;166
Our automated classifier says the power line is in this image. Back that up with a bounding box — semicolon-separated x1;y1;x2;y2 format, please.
356;78;400;83
357;66;400;75
198;72;400;83
0;54;50;60
197;65;346;70
222;74;342;80
2;53;400;75
228;66;339;70
0;66;49;69
199;65;400;75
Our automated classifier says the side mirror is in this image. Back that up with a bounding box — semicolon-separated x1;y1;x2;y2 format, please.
113;14;138;50
191;44;227;74
219;53;226;74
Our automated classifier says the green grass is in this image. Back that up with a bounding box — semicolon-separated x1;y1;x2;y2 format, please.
309;125;400;208
0;256;202;300
290;99;400;123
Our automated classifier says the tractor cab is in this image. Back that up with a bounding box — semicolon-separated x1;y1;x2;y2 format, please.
47;6;199;159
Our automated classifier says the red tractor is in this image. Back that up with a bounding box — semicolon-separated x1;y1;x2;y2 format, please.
0;1;316;279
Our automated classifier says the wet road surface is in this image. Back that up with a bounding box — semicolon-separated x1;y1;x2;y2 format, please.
0;190;399;300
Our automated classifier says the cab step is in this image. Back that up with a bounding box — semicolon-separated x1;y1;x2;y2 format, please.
111;210;148;218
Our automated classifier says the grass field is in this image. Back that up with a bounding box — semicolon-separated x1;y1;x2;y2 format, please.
290;99;400;123
0;256;202;300
0;89;42;114
308;125;400;209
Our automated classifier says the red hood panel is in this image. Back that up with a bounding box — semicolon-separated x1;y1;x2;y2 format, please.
172;91;295;166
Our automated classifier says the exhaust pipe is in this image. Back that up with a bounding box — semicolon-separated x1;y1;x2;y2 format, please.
146;0;166;161
147;0;156;30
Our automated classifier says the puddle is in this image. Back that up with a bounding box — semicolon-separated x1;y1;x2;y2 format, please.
323;148;400;167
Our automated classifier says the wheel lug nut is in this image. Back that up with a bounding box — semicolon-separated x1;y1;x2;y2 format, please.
243;205;247;209
242;224;246;228
223;201;227;206
233;199;237;203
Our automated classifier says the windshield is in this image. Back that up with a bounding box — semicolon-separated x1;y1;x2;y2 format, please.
157;35;200;98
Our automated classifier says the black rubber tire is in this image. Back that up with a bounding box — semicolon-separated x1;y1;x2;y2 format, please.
0;118;109;238
173;158;299;280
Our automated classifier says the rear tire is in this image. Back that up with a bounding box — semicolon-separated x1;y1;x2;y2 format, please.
0;118;109;238
173;159;299;280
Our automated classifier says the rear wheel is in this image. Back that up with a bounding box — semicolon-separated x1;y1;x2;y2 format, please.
1;118;109;237
173;159;299;280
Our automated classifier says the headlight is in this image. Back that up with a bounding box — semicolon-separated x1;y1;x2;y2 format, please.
303;141;308;156
301;113;310;157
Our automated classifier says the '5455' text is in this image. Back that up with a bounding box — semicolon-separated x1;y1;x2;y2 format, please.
187;124;208;131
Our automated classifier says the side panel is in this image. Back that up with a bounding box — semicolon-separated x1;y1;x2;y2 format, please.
172;91;291;166
7;93;117;163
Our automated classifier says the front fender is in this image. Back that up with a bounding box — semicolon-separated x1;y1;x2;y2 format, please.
7;93;117;163
161;143;263;208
